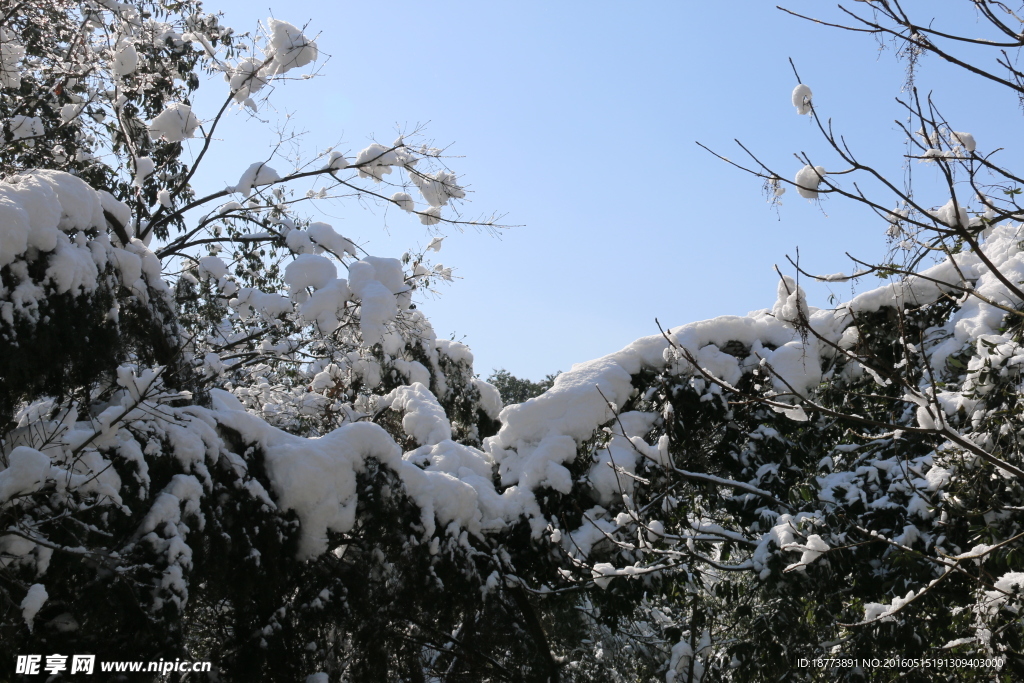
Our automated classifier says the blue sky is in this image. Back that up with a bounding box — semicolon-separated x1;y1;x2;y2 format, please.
188;1;1022;380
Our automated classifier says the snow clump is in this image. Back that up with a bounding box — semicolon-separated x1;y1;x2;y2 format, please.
794;165;826;199
20;584;48;632
792;83;812;115
262;19;318;76
149;103;199;142
0;28;25;88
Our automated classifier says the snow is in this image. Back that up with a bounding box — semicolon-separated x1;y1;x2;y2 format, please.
0;446;52;503
391;192;415;212
382;383;452;446
229;161;281;197
0;28;25;88
45;235;101;295
214;409;498;558
20;583;47;632
324;150;349;169
263;19;318;76
352;279;396;342
864;589;919;623
986;571;1024;611
9;115;42;140
4;106;1022;653
134;156;155;187
299;279;351;330
198;255;229;280
771;275;808;326
500;434;577;495
113;42;138;77
488;336;664;456
794;165;826;199
592;562;618;589
666;636;706;683
419;206;442;226
791;83;812;115
0;189;30;268
0;171;108;267
354;143;413;181
359;256;406;294
307;222;356;257
29;170;104;232
347;258;407;341
285;228;315;254
148;103;199;142
285;253;337;293
474;378;503;419
952;131;976;153
229;57;269;102
412;170;465;207
782;533;830;571
927;198;969;228
59;103;83;123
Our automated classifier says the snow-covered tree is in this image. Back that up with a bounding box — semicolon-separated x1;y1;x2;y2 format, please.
0;2;563;680
7;0;1024;681
485;2;1024;681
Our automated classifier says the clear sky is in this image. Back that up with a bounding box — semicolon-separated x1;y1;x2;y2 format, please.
186;1;1023;380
